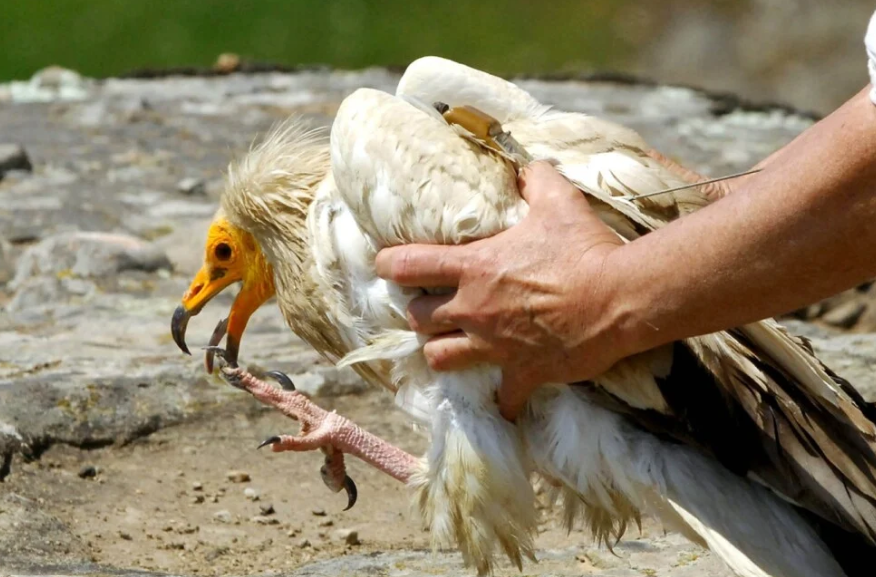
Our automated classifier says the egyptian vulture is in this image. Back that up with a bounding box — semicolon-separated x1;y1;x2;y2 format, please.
171;57;876;577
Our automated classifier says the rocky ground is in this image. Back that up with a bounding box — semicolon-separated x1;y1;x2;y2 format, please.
1;65;875;577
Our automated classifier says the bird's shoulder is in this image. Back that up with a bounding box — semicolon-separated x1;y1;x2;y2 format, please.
330;88;524;247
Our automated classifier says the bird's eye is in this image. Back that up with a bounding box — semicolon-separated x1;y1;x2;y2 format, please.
214;243;232;261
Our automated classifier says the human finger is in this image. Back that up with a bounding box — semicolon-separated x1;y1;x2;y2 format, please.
518;160;590;208
375;244;468;288
406;293;458;335
422;332;491;372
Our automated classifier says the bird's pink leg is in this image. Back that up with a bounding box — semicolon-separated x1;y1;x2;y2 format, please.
221;366;418;484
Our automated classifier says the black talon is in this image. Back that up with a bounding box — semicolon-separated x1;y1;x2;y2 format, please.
202;345;227;360
265;370;296;391
204;317;229;374
202;346;238;369
202;346;245;390
342;475;358;511
258;435;281;450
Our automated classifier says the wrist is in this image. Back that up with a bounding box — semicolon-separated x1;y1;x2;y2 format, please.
600;241;669;361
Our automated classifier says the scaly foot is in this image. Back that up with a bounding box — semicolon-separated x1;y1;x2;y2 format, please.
206;348;419;508
207;348;357;509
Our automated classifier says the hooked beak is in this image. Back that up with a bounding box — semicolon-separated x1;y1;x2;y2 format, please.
171;264;239;367
171;305;194;355
171;262;273;373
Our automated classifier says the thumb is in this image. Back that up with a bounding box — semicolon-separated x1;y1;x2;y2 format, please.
518;160;595;213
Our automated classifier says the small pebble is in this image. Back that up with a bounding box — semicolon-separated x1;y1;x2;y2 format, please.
119;531;132;541
226;470;251;483
259;503;275;516
335;529;360;546
244;487;260;501
318;519;333;527
78;465;97;479
297;538;311;549
213;510;232;524
251;515;279;525
317;531;327;539
192;495;205;504
287;528;301;537
311;507;326;517
176;177;206;196
191;481;203;491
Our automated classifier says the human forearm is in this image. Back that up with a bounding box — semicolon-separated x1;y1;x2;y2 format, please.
611;86;876;356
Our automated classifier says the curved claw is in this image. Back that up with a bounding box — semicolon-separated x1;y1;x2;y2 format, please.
202;346;238;369
258;435;281;450
342;474;358;511
265;370;296;391
204;317;229;374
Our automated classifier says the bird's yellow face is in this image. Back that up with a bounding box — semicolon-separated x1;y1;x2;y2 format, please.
171;217;275;372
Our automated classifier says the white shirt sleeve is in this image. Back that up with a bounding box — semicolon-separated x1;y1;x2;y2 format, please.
866;9;876;104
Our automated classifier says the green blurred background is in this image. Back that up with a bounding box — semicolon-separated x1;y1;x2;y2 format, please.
1;0;873;115
0;0;638;79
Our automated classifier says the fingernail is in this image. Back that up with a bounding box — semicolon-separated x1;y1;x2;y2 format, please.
374;250;391;278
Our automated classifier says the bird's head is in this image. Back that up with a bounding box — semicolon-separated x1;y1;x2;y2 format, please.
171;118;330;371
171;212;275;371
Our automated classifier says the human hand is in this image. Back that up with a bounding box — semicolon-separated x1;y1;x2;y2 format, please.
375;161;631;421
